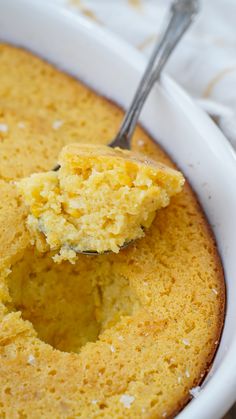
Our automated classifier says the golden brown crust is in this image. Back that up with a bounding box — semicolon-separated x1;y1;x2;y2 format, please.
173;187;225;417
0;180;30;270
131;137;225;418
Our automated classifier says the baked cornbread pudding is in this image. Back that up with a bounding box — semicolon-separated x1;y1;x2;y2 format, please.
17;143;184;262
0;44;225;418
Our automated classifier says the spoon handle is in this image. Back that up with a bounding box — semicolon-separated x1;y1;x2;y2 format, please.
110;0;199;149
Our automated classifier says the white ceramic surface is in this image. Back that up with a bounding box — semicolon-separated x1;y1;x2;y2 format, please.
0;0;236;418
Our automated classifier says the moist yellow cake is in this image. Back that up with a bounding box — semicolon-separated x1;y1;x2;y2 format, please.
0;44;225;418
17;143;184;262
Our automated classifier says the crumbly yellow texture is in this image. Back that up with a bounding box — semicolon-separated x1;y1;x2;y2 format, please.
0;44;225;419
17;143;184;262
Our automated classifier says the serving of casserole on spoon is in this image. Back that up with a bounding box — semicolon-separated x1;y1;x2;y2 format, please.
17;0;199;262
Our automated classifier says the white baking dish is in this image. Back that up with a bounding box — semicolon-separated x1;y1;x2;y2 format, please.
0;0;236;417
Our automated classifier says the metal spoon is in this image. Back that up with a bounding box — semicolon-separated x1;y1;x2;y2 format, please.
54;0;199;255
